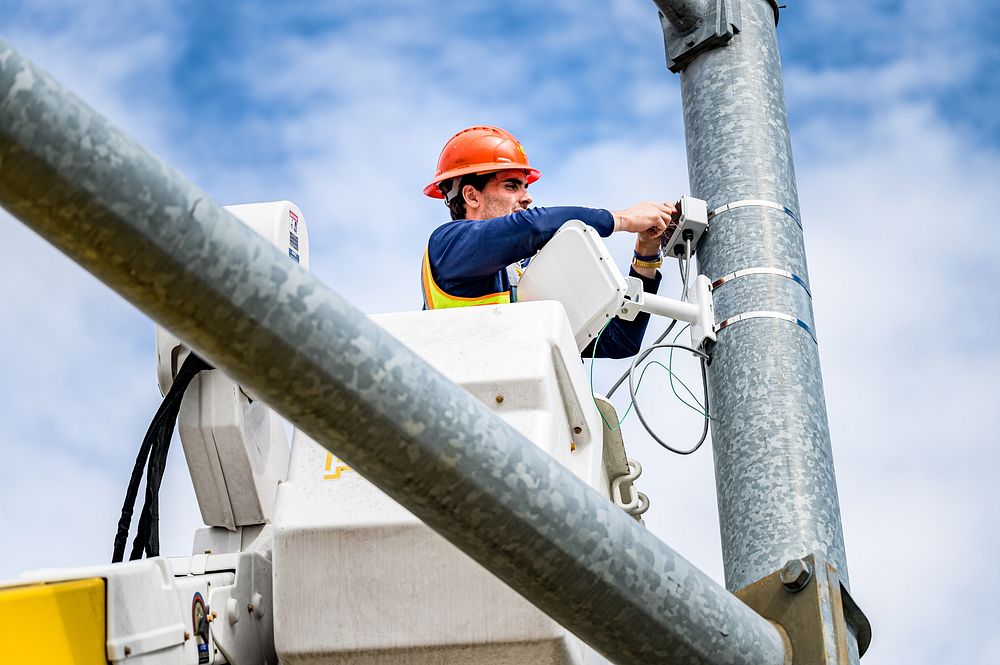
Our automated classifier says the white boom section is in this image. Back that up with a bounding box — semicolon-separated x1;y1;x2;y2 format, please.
172;368;290;529
156;201;304;530
516;220;716;350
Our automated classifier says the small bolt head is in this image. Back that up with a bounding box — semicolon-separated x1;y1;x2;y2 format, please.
573;426;583;434
495;395;504;403
779;558;813;591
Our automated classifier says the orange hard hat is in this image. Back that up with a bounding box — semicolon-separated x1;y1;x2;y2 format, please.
424;125;541;199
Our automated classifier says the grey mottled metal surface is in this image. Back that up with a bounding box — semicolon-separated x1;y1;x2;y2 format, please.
653;0;708;32
673;1;860;660
0;38;787;665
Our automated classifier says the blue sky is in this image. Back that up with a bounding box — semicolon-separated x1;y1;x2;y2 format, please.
2;2;999;663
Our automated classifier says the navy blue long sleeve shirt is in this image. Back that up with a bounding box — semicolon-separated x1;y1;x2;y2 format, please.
425;206;661;359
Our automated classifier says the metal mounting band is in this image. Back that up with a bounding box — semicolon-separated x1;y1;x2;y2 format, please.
711;267;812;298
707;199;802;229
714;310;818;344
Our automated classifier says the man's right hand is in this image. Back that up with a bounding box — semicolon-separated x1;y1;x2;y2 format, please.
611;201;675;236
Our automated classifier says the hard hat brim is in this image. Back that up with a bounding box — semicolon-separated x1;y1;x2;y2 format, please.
424;164;541;199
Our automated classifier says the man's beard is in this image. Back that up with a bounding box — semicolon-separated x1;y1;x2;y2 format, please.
482;198;524;220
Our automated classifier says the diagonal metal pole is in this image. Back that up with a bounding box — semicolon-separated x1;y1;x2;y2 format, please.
0;38;785;665
657;0;868;661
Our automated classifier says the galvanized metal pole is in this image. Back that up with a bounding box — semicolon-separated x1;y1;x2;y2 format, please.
0;38;786;665
661;0;866;661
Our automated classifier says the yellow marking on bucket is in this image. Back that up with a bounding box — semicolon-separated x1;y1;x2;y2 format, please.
324;451;353;480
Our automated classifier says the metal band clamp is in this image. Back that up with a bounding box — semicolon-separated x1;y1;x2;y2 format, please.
711;267;812;298
708;199;802;229
714;310;818;344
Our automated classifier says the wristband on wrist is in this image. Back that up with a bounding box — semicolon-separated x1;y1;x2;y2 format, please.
632;256;663;269
633;251;662;262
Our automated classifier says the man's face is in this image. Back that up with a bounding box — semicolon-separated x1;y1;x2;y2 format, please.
465;169;533;220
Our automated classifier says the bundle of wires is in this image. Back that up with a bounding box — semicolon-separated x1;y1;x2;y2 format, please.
591;238;713;455
112;353;211;563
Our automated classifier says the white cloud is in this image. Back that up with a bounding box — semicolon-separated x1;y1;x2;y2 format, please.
789;56;968;102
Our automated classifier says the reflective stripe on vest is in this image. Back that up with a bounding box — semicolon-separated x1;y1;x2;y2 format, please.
421;247;511;309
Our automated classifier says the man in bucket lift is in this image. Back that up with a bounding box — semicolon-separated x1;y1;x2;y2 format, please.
422;125;674;358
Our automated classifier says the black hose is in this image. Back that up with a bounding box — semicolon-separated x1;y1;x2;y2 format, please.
113;353;210;562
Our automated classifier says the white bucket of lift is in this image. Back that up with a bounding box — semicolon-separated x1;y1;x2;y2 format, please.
272;302;609;665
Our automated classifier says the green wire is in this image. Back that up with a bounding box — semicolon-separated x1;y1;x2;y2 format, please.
589;318;710;432
589;319;622;430
667;324;711;416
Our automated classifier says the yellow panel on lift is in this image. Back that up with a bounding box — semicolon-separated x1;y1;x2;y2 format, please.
0;578;106;664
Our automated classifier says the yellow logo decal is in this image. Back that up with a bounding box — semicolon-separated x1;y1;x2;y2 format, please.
323;452;353;480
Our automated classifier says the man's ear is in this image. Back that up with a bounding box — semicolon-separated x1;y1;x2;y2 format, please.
463;184;480;210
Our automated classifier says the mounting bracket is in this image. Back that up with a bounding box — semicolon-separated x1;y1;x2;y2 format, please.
735;553;872;663
659;0;741;73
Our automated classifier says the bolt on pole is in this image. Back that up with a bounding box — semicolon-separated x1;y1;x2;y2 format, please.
0;38;787;665
658;0;867;662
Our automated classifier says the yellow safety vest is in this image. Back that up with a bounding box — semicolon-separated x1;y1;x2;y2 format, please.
421;247;512;309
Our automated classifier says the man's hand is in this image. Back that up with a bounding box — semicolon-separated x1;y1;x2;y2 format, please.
612;201;678;278
611;201;675;237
